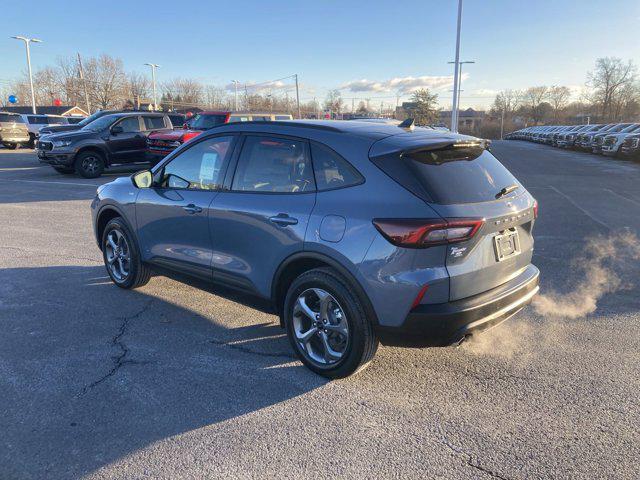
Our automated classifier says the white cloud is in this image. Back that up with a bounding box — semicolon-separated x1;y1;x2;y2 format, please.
224;80;292;94
340;74;467;95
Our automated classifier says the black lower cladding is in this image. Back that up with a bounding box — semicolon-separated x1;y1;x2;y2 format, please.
38;152;75;166
376;264;540;347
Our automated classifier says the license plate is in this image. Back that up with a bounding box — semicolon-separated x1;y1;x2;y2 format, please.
493;230;520;261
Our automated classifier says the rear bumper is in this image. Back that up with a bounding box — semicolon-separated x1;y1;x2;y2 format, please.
1;135;30;143
376;264;540;347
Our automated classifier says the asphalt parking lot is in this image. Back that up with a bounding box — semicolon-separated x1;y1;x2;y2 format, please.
1;142;639;479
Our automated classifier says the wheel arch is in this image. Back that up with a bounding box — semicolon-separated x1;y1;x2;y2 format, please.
76;145;109;165
95;204;134;250
271;252;379;327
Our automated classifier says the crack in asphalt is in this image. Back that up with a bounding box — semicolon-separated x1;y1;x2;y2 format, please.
78;299;154;396
208;337;296;360
436;425;514;480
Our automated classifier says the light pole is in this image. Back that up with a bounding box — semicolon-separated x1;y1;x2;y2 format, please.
450;0;463;132
231;80;239;111
144;63;160;111
448;59;474;119
11;36;42;114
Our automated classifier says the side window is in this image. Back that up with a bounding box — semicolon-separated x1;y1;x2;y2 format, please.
144;116;166;130
310;142;364;190
228;116;249;122
159;136;234;190
232;136;314;193
116;116;141;132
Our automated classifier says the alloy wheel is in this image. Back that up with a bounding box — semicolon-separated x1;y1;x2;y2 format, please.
104;229;130;282
292;288;349;366
82;155;100;174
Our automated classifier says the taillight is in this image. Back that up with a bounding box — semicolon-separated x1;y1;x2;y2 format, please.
372;218;484;248
182;131;200;142
533;200;538;219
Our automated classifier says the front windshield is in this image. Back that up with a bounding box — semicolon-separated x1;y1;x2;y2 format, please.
78;111;108;127
189;114;228;130
81;115;117;131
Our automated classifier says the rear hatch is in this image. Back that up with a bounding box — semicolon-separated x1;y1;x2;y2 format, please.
370;130;536;301
0;113;29;137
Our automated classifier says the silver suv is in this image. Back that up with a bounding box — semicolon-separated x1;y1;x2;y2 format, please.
91;120;539;377
0;112;30;149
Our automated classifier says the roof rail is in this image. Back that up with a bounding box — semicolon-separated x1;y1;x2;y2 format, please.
220;120;343;133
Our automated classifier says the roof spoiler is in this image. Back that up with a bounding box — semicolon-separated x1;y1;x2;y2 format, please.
398;118;415;131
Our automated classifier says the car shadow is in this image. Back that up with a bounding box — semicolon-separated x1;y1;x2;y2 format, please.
0;265;325;479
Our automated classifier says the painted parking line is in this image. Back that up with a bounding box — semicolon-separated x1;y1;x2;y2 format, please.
0;178;98;187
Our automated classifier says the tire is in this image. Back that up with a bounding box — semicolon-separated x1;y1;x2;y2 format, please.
3;143;18;150
28;133;35;148
75;150;105;178
283;267;378;378
53;166;74;174
102;217;152;289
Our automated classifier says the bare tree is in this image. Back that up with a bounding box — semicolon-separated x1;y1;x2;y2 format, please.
324;90;343;117
522;86;550;123
548;85;571;121
490;89;521;118
587;57;637;121
127;72;150;109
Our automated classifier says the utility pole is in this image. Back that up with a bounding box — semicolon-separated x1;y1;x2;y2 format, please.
231;80;239;111
500;108;505;140
77;53;91;114
144;63;160;111
450;0;463;132
11;36;42;114
294;74;301;119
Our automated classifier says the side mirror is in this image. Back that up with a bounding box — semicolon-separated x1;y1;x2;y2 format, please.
111;125;124;135
132;170;153;188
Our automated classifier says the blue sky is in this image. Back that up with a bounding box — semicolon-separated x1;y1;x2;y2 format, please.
1;0;639;109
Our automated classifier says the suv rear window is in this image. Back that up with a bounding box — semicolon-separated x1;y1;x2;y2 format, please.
371;144;520;205
0;114;23;123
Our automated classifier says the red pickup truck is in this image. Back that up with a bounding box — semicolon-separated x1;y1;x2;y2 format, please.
146;111;292;161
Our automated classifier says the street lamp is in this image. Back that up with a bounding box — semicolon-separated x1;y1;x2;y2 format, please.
448;60;475;125
144;63;160;111
231;80;239;111
11;36;42;114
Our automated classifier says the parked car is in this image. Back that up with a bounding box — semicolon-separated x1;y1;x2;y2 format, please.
39;110;121;136
91;120;539;378
146;111;293;160
591;123;632;153
601;123;640;157
620;133;640;159
576;123;617;151
19;114;69;147
558;124;602;148
37;112;173;177
0;112;30;149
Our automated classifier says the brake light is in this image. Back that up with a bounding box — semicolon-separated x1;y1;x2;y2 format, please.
182;131;200;143
372;218;484;248
533;200;538;219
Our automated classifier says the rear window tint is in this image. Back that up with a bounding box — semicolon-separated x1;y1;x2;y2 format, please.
372;145;520;205
0;114;24;123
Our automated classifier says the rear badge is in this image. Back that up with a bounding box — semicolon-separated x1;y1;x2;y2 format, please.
450;246;467;258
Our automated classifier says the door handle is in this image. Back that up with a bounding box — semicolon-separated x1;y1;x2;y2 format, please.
183;204;203;214
269;214;298;226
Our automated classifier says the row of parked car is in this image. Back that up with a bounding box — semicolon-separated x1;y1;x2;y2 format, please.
505;123;640;159
0;112;85;149
22;109;292;177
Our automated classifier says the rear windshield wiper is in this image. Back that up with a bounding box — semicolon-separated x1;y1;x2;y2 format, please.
495;184;519;199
